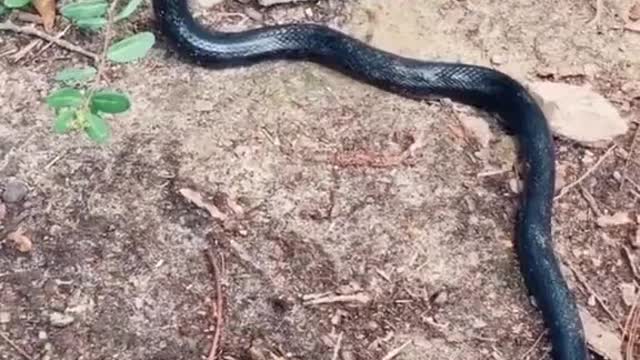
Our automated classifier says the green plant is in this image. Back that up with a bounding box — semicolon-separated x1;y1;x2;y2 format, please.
4;0;155;143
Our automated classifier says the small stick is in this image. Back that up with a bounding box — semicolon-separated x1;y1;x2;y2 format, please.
93;0;120;87
381;340;412;360
622;246;640;283
568;263;623;331
623;292;640;360
331;332;343;360
578;185;603;218
620;124;640;191
555;144;616;200
0;332;34;360
205;249;225;360
303;293;371;306
587;0;603;25
0;20;98;62
520;331;546;360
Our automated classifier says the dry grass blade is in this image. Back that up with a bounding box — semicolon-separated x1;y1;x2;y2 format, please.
624;291;640;360
0;332;34;360
555;144;616;200
205;249;225;360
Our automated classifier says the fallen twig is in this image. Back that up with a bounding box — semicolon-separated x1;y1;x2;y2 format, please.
0;20;98;62
555;144;616;200
93;0;120;87
331;332;344;360
205;249;225;360
587;0;604;25
578;185;603;218
568;263;623;331
620;124;640;191
380;340;412;360
0;332;33;360
520;331;546;360
622;246;640;284
623;291;640;360
303;292;371;306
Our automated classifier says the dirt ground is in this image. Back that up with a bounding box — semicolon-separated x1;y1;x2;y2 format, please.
1;0;640;359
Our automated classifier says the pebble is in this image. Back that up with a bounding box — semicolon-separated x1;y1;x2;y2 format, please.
197;0;224;7
0;311;10;324
2;178;28;203
258;0;312;6
49;312;74;327
490;54;506;65
432;290;448;305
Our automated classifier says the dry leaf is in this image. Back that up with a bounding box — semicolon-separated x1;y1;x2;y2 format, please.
528;81;628;147
32;0;56;32
579;307;623;360
596;211;633;227
625;20;640;32
7;228;33;253
619;282;638;307
178;188;227;221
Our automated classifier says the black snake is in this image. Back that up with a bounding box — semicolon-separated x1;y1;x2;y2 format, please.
151;1;588;359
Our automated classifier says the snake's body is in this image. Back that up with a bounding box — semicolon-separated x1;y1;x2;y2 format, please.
151;1;588;359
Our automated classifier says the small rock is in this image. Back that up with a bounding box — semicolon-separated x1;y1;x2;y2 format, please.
619;283;638;307
244;7;264;21
596;211;633;227
341;351;355;360
49;312;74;327
197;0;224;7
0;312;10;324
508;178;523;193
587;295;597;307
7;228;32;253
490;54;506;65
432;290;448;305
38;330;48;340
472;317;487;328
0;201;5;222
2;178;28;203
527;81;628;147
258;0;311;6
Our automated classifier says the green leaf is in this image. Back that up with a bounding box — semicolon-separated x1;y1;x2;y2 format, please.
114;0;143;22
90;91;131;114
75;17;107;30
46;88;84;109
55;66;97;84
53;108;76;134
61;0;108;20
106;31;155;63
0;4;8;15
85;112;110;143
3;0;30;8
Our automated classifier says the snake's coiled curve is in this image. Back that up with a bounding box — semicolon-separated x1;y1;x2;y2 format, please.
151;1;588;359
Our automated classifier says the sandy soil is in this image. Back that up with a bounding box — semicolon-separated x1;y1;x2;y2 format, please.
1;0;639;359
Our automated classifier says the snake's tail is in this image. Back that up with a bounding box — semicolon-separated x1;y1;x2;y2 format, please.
511;97;588;360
